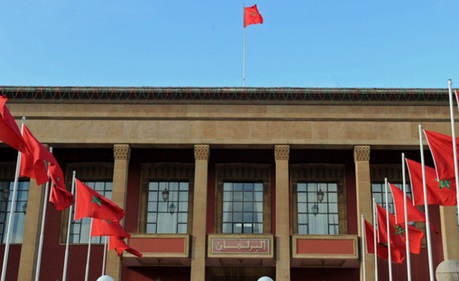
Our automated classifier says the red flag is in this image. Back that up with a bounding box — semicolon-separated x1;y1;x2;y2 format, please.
364;218;405;263
244;5;263;27
48;162;74;211
108;236;142;257
377;204;424;255
424;129;458;182
389;183;425;225
0;96;27;152
91;219;130;239
405;158;457;206
19;125;56;185
74;179;124;222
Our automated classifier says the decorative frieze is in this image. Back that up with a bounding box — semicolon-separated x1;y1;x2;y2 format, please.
274;145;290;161
354;146;370;162
194;145;210;161
113;144;131;161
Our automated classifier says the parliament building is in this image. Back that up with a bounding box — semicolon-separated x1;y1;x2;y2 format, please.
0;86;457;281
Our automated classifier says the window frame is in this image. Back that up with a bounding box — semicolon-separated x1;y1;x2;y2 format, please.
61;162;114;244
139;163;194;234
215;163;271;234
291;164;347;235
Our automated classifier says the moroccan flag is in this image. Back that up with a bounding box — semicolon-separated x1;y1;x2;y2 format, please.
405;158;457;206
364;218;405;263
0;96;27;152
91;219;130;239
74;179;124;222
423;129;458;182
20;125;56;185
389;183;425;225
48;162;74;211
376;204;424;255
109;236;142;257
244;5;263;27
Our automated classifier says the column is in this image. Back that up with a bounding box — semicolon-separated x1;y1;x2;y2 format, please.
17;180;43;281
106;144;131;280
354;146;375;281
439;206;459;260
275;145;290;281
190;145;210;281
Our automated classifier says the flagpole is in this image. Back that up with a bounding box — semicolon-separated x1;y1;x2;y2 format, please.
360;214;367;281
34;147;53;281
401;153;412;281
384;178;393;281
62;170;76;281
0;117;25;281
447;79;459;228
242;5;246;87
102;236;108;275
85;218;93;281
372;198;379;281
419;124;435;281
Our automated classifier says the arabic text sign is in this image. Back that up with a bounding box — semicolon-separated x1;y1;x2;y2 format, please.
211;238;270;254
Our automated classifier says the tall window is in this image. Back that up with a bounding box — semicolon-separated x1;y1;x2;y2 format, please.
297;182;339;235
371;183;412;214
70;181;112;244
222;182;264;234
0;181;29;243
146;181;189;234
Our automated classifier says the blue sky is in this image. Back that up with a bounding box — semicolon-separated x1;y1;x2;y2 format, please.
1;0;458;88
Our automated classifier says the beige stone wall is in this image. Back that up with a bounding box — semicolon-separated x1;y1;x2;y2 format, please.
6;102;454;147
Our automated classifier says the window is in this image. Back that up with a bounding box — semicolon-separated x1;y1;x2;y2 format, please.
222;182;264;234
146;181;189;234
139;163;194;234
291;164;347;235
70;181;112;244
62;162;114;244
371;182;412;214
297;182;339;235
216;164;271;234
0;181;29;243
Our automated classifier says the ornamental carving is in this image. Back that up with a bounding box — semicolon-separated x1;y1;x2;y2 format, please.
113;144;131;161
354;146;370;162
194;145;210;160
274;145;290;161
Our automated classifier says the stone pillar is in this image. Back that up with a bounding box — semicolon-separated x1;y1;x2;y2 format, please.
18;180;43;281
105;144;131;280
190;145;210;281
354;146;375;281
274;145;290;281
440;206;459;260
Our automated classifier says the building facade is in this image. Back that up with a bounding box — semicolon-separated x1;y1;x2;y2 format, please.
0;86;457;281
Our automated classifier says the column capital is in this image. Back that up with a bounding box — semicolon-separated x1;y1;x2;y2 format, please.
194;145;210;161
275;145;290;161
354;146;370;162
113;144;131;161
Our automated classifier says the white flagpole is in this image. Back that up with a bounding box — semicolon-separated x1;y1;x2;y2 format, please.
360;214;367;281
34;147;53;281
62;170;76;281
447;79;459;228
372;198;379;281
401;153;412;281
0;117;25;281
419;124;435;281
84;218;93;281
242;6;247;87
102;236;108;275
384;178;393;281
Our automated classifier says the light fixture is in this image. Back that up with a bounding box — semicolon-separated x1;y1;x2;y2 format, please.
311;203;319;216
317;188;324;203
169;202;176;215
162;188;169;201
